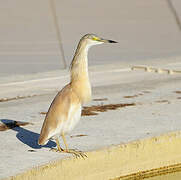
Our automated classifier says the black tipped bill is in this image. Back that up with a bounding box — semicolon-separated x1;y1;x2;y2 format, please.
107;40;118;43
100;38;118;43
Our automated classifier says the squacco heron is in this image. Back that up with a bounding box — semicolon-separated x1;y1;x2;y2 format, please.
38;34;117;156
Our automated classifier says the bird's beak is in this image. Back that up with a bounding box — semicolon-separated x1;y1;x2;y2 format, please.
100;38;118;43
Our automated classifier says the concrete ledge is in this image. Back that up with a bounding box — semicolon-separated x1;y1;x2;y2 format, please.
5;131;181;180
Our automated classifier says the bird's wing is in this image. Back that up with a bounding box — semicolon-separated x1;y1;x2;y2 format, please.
38;84;80;145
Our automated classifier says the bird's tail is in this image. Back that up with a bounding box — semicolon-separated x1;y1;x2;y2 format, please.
38;135;48;145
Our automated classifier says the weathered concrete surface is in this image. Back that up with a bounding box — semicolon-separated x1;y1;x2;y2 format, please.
1;61;181;179
5;132;181;180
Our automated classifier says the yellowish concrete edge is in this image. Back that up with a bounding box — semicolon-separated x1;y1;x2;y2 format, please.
5;131;181;180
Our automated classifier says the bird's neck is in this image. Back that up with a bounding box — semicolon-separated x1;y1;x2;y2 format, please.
70;43;92;104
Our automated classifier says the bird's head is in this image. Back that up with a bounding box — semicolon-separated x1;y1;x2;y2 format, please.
80;34;117;49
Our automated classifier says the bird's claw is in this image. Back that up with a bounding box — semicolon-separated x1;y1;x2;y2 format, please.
67;149;87;159
50;148;87;159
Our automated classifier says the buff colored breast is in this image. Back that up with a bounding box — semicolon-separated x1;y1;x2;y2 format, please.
38;84;81;145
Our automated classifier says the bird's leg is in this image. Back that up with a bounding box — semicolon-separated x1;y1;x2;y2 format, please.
56;138;64;152
62;133;68;151
61;133;87;158
50;138;63;152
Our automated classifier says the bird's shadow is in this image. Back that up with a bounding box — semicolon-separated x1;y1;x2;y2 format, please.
0;119;56;149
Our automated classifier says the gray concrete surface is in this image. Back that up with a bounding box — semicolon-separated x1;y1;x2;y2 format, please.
1;61;181;178
1;0;181;77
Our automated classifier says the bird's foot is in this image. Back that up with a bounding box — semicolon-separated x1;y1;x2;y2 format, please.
50;148;87;158
64;149;87;159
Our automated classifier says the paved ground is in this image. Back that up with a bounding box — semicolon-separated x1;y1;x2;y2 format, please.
0;0;181;77
1;61;181;179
